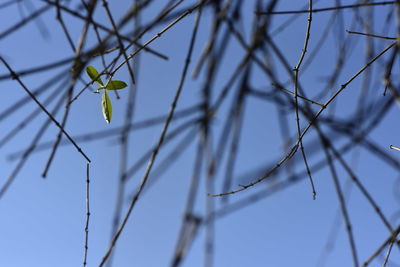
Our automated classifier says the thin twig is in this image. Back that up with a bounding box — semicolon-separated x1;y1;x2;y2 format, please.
346;30;397;40
55;0;76;51
83;163;91;267
256;1;396;15
293;0;316;199
0;56;91;163
382;236;396;267
101;0;136;84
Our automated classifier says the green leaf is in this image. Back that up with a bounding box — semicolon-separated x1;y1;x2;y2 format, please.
105;80;127;90
101;91;112;123
86;65;104;86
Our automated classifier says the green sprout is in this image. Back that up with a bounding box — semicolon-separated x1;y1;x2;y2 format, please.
86;65;127;123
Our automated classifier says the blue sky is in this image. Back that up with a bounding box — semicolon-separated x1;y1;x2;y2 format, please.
1;1;400;267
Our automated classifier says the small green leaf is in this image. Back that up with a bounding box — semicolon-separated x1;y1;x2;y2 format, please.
101;91;112;123
86;65;104;86
105;80;127;90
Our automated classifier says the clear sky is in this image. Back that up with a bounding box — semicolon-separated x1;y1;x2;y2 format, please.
0;1;400;267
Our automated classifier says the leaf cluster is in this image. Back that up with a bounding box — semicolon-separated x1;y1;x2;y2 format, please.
86;66;128;123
